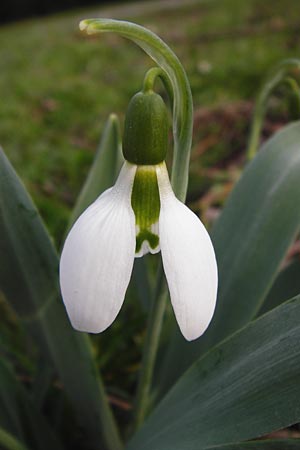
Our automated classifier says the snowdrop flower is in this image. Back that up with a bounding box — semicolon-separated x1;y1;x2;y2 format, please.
60;89;218;341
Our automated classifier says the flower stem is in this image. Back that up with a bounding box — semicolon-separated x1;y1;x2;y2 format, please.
142;67;173;104
132;261;168;431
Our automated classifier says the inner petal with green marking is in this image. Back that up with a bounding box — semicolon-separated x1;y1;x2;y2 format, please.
131;165;161;257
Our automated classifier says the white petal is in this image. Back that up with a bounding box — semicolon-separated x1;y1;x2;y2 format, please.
59;162;137;333
157;163;218;341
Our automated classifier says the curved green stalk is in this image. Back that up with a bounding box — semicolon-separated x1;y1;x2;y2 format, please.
142;67;173;104
247;58;300;160
80;18;193;202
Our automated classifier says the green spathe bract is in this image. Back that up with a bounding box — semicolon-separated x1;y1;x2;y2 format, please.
131;165;161;254
123;91;169;165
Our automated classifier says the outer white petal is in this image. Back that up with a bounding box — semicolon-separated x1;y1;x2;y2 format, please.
59;162;137;333
157;163;218;341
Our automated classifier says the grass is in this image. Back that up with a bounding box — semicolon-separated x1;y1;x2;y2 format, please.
1;0;300;243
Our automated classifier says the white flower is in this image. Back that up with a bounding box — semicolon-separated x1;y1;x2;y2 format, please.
60;161;218;341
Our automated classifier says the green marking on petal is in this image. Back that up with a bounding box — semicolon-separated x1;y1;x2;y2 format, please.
136;230;159;254
131;165;160;253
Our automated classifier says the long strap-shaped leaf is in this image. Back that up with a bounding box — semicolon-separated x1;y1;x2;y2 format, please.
258;258;300;316
0;427;30;450
0;360;63;450
157;121;300;396
207;441;300;450
80;18;193;202
0;148;121;450
127;295;300;450
67;113;123;229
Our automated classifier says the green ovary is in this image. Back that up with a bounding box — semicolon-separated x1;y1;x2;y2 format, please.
131;165;161;254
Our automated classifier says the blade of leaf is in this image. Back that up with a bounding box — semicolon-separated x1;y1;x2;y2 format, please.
0;360;63;450
156;121;300;397
0;361;24;442
31;360;54;410
128;295;300;450
0;148;122;450
68;113;123;229
206;440;300;450
258;259;300;316
0;427;30;450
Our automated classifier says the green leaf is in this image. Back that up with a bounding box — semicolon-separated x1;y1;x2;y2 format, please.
68;113;123;229
31;361;54;410
0;362;24;442
247;58;300;159
80;18;193;202
0;148;122;450
0;360;63;450
131;258;152;311
157;122;300;397
128;295;300;450
207;440;300;450
211;124;300;342
258;259;300;316
0;427;30;450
